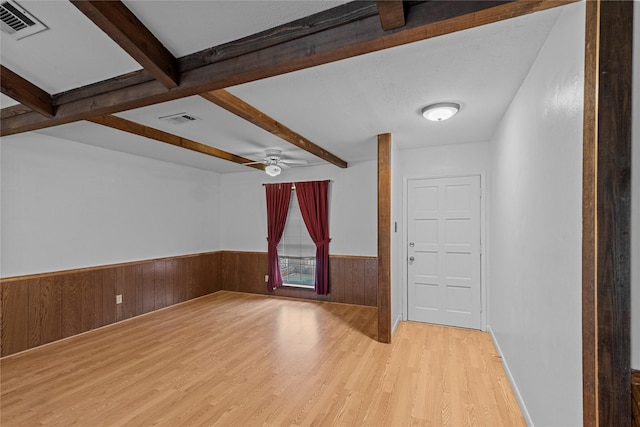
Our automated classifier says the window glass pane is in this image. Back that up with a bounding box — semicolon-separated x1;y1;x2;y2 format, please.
278;191;315;288
279;192;315;256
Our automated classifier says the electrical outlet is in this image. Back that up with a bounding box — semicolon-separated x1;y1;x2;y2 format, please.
264;275;269;282
116;294;122;304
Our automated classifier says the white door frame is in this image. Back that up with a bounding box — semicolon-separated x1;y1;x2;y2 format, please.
402;172;487;331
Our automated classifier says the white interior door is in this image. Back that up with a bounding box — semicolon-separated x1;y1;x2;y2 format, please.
407;176;481;329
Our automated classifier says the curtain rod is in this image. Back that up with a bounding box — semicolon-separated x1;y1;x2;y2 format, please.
261;180;331;186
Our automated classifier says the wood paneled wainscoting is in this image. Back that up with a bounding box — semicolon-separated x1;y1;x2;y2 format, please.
633;370;640;426
220;252;377;306
1;252;377;357
0;252;222;357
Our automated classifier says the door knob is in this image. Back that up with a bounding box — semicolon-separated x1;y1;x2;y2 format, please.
409;242;415;247
409;256;415;262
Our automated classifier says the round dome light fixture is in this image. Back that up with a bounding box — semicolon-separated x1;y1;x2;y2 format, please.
265;164;282;177
421;102;460;122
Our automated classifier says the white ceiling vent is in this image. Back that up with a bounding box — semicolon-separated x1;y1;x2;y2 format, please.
0;0;47;40
158;112;200;125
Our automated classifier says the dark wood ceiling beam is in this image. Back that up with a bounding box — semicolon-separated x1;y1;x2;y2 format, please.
0;65;54;118
0;103;33;120
53;69;154;106
178;1;379;74
377;1;406;31
2;78;172;135
1;0;577;136
60;1;379;107
70;0;178;89
200;89;347;169
88;115;265;171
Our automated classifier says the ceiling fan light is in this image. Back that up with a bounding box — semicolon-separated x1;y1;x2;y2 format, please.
421;102;460;122
265;164;281;177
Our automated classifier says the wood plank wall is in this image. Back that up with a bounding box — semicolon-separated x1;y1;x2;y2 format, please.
633;370;640;427
1;251;377;357
0;252;221;357
220;251;377;306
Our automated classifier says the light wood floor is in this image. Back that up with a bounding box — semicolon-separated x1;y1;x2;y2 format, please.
1;291;524;426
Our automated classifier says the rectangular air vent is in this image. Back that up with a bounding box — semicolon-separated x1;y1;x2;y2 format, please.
0;0;47;40
158;112;200;125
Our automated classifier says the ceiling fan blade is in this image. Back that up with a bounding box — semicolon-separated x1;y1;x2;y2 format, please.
242;160;266;166
280;159;308;165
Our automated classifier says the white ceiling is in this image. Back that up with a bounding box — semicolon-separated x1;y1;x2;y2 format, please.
122;0;349;58
0;1;564;173
0;0;140;95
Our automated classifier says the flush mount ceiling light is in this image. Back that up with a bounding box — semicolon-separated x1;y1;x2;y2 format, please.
421;102;460;122
265;164;282;177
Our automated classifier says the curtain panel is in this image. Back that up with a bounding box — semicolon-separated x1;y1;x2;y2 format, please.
265;183;292;291
295;180;330;295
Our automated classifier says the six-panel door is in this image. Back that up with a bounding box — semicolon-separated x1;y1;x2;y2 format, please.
407;176;481;329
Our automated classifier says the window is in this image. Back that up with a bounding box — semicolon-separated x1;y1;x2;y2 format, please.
278;189;315;288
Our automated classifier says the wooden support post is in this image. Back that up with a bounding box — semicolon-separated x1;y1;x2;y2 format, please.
582;1;633;425
378;133;392;343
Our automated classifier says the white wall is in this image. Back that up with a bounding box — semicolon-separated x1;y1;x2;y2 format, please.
632;2;640;371
398;142;491;179
219;160;377;256
0;133;221;278
488;3;584;426
394;141;491;329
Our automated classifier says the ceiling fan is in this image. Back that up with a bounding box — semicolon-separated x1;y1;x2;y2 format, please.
244;149;308;176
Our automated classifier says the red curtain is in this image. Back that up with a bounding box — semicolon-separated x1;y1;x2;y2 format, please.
295;180;330;295
265;183;292;291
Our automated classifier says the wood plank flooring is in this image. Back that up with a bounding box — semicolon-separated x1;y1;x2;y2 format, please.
1;291;524;426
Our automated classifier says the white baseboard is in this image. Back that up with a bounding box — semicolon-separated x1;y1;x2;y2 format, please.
392;314;402;335
487;325;534;427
